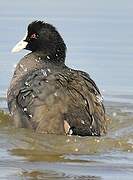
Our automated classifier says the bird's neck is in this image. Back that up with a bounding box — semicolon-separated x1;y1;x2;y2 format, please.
34;48;66;65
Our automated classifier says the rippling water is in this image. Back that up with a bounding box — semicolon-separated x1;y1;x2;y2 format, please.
0;0;133;179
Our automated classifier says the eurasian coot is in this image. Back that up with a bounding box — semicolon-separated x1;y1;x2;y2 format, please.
7;21;107;136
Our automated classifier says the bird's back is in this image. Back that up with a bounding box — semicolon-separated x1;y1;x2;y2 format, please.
7;55;107;136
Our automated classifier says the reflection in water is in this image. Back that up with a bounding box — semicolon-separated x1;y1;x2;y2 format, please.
0;103;133;179
22;170;101;180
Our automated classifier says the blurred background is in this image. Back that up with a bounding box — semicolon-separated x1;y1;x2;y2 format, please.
0;0;133;179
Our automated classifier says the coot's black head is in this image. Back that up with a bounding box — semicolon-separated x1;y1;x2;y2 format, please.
12;21;67;61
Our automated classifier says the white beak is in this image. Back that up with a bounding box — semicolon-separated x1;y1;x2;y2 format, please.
11;33;28;53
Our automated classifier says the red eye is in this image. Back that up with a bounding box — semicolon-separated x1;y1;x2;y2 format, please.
30;33;38;39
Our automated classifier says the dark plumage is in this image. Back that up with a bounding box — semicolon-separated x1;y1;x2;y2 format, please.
7;21;107;136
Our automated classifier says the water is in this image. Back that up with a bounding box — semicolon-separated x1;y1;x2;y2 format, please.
0;0;133;179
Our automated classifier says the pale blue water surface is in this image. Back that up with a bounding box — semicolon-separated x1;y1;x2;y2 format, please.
0;0;133;179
